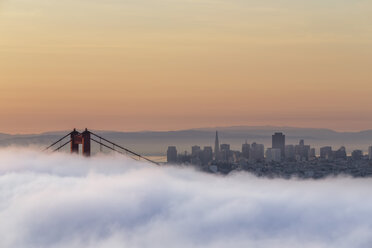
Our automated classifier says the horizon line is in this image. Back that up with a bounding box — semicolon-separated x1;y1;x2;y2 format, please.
2;125;372;136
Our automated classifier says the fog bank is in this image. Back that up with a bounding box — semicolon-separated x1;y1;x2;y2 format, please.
1;148;372;248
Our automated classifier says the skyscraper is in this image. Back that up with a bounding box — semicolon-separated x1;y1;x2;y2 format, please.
202;146;213;165
191;145;201;157
309;148;316;159
320;146;333;159
266;148;281;162
220;144;231;161
352;150;363;160
167;146;178;163
285;145;295;160
242;141;250;159
214;131;220;160
272;132;285;158
369;146;372;160
295;139;310;161
220;144;230;151
191;145;202;165
334;147;346;160
250;142;265;161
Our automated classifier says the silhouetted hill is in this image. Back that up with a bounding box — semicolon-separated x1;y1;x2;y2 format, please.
1;126;371;155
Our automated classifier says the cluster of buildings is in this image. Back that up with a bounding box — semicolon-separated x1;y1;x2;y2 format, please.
166;131;372;177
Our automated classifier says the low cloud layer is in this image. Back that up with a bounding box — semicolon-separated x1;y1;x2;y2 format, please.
1;148;372;248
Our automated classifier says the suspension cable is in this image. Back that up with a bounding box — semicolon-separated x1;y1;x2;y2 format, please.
90;134;159;165
53;139;71;152
43;132;72;151
43;129;159;166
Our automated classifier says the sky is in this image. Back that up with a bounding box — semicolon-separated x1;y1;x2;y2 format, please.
1;148;372;248
0;0;371;133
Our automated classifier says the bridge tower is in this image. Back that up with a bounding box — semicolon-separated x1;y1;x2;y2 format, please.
44;128;158;165
70;128;91;157
82;129;91;157
70;129;80;154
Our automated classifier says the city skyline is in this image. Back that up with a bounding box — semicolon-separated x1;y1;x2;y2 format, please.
167;130;372;161
166;130;372;177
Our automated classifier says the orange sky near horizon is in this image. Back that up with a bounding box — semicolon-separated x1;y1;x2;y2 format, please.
0;0;371;134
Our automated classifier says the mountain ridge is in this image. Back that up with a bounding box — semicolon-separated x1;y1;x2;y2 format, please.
0;126;371;155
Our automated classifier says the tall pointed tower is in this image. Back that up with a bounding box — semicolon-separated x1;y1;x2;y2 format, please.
214;131;220;160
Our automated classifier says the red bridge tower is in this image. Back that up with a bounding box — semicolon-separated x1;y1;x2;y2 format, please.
70;128;91;156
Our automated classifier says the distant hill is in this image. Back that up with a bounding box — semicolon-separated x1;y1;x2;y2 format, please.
0;133;12;140
0;126;372;155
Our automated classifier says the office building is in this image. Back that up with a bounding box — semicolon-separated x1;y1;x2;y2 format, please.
352;150;363;160
309;148;316;159
272;132;285;158
250;142;265;161
334;146;347;160
285;145;295;160
167;146;178;163
220;144;231;161
320;146;333;160
266;148;281;162
202;146;213;165
295;139;310;161
214;131;220;160
242;141;250;159
192;145;201;157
